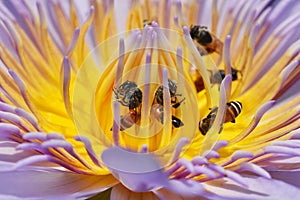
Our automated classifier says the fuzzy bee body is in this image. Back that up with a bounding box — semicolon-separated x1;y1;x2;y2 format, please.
113;80;143;131
151;79;185;128
192;68;239;93
113;80;142;109
214;68;239;82
199;101;242;135
224;101;242;123
190;25;223;55
119;109;141;131
153;79;182;108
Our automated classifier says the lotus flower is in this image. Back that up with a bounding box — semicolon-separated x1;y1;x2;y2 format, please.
0;0;300;199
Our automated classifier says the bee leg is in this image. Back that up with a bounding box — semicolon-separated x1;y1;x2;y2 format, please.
218;126;223;134
172;98;186;109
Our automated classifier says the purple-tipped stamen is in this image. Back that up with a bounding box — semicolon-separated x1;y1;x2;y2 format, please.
112;101;120;146
61;56;72;117
75;135;102;167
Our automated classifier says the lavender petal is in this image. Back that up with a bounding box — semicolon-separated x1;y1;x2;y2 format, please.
101;146;168;192
0;168;117;199
204;174;300;200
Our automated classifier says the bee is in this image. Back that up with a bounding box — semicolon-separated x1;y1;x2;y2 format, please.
143;17;158;27
113;80;142;109
214;68;239;82
190;25;223;55
119;109;140;131
113;81;143;131
153;79;185;109
199;101;242;135
151;79;185;128
143;19;153;27
192;68;239;93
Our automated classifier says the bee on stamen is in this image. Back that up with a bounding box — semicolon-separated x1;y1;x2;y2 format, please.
199;101;242;135
189;25;240;92
191;67;240;93
143;19;153;27
151;79;185;128
143;18;158;27
113;80;142;109
113;80;143;131
190;25;223;55
213;68;239;82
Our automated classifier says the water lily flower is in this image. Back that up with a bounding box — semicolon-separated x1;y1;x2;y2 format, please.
0;0;300;200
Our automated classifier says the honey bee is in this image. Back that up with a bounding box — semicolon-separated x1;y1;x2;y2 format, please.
199;101;242;135
113;81;143;131
143;17;158;27
119;109;140;131
153;79;185;109
151;79;185;128
143;19;153;27
192;68;239;93
113;80;142;109
214;68;239;82
190;25;223;55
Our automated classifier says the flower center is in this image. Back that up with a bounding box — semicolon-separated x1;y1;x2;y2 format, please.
72;26;224;167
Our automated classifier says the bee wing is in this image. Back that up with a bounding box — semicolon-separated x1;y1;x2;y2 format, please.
193;40;210;56
212;35;223;55
150;104;164;124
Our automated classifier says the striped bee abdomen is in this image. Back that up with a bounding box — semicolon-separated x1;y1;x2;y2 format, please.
225;101;242;123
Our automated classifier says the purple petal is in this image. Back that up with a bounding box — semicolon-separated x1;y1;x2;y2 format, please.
269;170;300;189
0;141;36;164
204;174;300;200
101;146;168;192
229;100;276;144
165;179;205;198
0;168;117;199
225;170;248;188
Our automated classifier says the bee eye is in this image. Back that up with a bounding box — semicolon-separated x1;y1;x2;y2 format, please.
198;30;213;45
